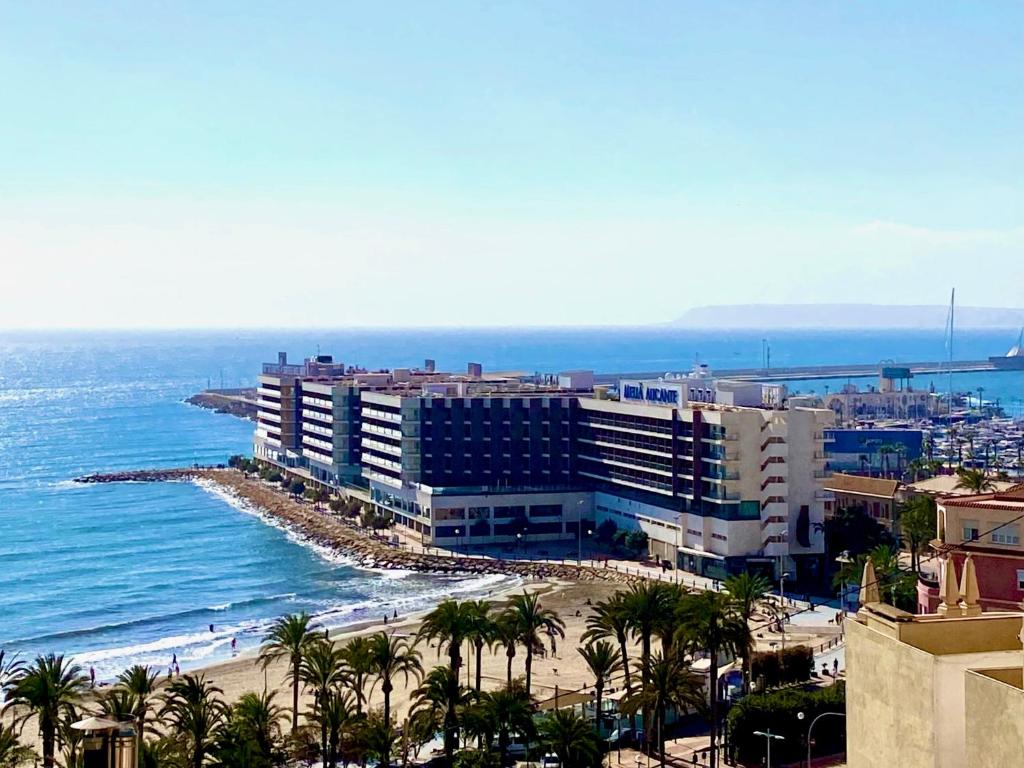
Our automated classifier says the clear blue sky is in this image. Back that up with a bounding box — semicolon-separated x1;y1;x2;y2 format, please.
1;2;1021;328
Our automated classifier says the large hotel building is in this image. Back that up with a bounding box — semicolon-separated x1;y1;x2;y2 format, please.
253;355;832;582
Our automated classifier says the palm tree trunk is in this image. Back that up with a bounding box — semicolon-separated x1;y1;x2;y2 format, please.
383;683;392;768
42;717;55;768
709;652;719;768
506;645;514;686
641;636;651;755
595;682;604;740
292;658;301;733
474;639;484;691
618;636;632;693
322;713;329;768
525;645;533;698
658;706;666;768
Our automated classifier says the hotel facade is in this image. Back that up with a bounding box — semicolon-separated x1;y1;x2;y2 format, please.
253;355;834;581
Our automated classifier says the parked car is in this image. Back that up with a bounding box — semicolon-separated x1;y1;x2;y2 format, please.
541;754;560;768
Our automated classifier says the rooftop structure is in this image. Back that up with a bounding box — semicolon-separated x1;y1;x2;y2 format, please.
847;559;1024;768
822;472;901;528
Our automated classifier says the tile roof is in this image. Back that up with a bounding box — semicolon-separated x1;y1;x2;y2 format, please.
822;473;900;498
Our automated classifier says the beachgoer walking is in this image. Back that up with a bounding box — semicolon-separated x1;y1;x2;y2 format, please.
393;609;398;620
90;667;95;688
172;653;177;665
174;663;180;676
383;614;388;625
833;658;839;676
231;637;237;651
209;623;214;633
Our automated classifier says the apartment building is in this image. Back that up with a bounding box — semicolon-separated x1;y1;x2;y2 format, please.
919;484;1024;612
255;353;347;468
576;389;832;581
361;389;590;547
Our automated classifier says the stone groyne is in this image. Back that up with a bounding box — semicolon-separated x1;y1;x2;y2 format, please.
73;468;640;585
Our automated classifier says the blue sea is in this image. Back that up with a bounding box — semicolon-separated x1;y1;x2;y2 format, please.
1;328;1022;679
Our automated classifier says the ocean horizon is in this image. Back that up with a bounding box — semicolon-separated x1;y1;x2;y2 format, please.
1;328;1021;679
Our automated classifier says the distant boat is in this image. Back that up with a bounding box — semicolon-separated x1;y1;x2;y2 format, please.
989;328;1024;369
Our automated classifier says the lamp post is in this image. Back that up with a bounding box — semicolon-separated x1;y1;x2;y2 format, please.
779;572;790;651
454;527;461;553
752;730;784;768
516;531;522;555
799;711;845;768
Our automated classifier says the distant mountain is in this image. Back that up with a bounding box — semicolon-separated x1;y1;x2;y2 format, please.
672;304;1024;330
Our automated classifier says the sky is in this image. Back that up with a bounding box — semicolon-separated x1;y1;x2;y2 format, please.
1;1;1022;329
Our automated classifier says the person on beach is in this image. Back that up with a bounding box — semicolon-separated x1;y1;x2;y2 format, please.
90;667;95;688
383;614;388;625
393;609;398;620
231;637;237;651
174;663;180;676
172;653;177;665
209;623;214;632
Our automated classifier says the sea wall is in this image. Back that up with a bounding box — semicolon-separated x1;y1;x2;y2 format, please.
74;468;641;585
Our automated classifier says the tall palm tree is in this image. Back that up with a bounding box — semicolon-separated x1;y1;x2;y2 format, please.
299;639;346;768
675;592;746;768
258;612;321;733
578;640;622;739
98;688;140;722
158;674;227;768
368;632;423;768
507;592;565;697
491;611;522;687
8;653;88;768
954;467;995;493
117;664;161;743
582;593;633;693
897;494;938;572
418;599;475;676
621;652;705;768
623;581;673;748
309;689;360;768
232;690;286;760
411;665;472;764
0;724;33;768
538;709;600;768
723;573;773;693
464;680;536;763
338;635;374;715
465;599;495;692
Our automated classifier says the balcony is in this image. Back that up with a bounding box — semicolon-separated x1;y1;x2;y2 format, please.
361;422;401;440
363;408;402;425
360;437;402;457
302;408;333;424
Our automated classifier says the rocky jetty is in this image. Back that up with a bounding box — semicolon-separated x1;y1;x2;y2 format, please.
74;468;202;483
185;389;258;421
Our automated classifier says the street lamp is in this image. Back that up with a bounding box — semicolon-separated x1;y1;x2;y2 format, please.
779;572;792;651
752;730;784;768
799;711;845;768
516;531;522;554
454;527;461;552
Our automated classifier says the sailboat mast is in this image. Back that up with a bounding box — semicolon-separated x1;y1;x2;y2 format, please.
948;288;955;425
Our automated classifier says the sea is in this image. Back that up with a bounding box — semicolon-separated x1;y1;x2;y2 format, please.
1;327;1022;679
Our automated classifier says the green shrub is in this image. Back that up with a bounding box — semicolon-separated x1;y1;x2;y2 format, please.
289;480;306;496
266;471;283;483
624;529;649;555
727;683;845;766
596;519;618;544
751;646;814;690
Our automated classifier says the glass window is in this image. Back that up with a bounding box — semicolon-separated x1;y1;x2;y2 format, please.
992;524;1020;546
961;519;980;541
1018;570;1024;590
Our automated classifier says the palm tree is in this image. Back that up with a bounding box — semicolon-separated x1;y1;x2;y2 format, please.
491;611;522;687
897;495;938;572
418;599;474;677
954;467;995;493
538;709;600;768
0;651;23;700
465;599;495;692
578;640;622;739
98;688;140;722
308;689;360;768
7;653;88;768
623;582;673;748
621;652;705;768
367;632;423;768
582;593;633;694
299;639;346;768
231;690;286;760
117;664;161;743
507;592;565;697
464;680;536;763
411;665;472;764
0;724;33;768
723;573;774;693
258;612;321;733
159;674;228;768
674;592;746;768
338;635;374;715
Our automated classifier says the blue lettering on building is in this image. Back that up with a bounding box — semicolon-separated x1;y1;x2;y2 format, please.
623;384;643;401
645;387;679;405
